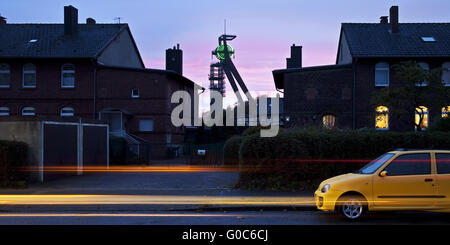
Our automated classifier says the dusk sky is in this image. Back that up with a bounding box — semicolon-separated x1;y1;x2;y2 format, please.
2;0;450;110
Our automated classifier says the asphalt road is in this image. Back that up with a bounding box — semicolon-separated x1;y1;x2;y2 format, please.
0;210;449;225
1;168;449;225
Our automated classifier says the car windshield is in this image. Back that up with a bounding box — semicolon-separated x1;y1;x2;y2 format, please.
355;153;395;174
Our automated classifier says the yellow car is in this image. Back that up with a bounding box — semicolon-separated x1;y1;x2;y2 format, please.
315;149;450;220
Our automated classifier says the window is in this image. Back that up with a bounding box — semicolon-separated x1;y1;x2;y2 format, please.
22;107;35;116
442;62;450;86
23;63;36;88
443;106;450;118
357;153;395;174
375;106;389;130
415;106;429;130
375;62;389;86
421;36;436;42
322;114;336;129
416;62;429;86
436;154;450;174
0;107;9;116
132;88;139;98
61;64;75;88
60;107;74;117
383;153;431;176
139;119;154;132
0;63;10;88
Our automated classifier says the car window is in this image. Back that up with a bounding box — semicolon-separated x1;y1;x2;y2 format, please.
383;153;431;176
357;153;394;174
436;153;450;174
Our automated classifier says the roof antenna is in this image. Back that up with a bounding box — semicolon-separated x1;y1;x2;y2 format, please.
224;19;226;35
114;17;122;24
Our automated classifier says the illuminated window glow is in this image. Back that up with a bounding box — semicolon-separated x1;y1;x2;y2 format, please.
442;106;450;118
415;106;429;130
375;106;389;130
322;114;336;129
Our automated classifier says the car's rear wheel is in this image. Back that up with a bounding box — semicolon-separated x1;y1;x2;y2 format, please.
337;195;366;220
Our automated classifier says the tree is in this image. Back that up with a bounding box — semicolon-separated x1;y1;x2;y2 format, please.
371;61;450;131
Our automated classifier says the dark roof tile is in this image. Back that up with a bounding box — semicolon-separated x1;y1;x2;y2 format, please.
0;23;126;58
342;23;450;57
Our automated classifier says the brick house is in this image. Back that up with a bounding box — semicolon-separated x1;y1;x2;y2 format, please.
273;6;450;131
0;6;199;159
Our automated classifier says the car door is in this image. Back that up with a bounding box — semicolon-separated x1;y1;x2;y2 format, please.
373;153;438;209
435;152;450;208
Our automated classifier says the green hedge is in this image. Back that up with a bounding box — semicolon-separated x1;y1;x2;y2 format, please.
0;140;29;185
235;130;450;190
223;136;244;165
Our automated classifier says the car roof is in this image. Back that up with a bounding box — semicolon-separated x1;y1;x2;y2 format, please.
388;149;450;154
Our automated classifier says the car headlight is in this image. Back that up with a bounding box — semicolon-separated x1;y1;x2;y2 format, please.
321;184;330;193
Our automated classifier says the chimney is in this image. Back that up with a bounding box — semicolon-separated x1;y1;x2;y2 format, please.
0;16;6;24
286;44;302;69
389;6;399;33
166;44;183;75
64;5;78;35
380;16;388;24
86;18;96;24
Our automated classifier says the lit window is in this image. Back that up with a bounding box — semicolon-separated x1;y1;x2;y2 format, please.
61;64;75;88
0;63;10;88
421;36;436;42
416;62;429;86
0;107;9;116
375;62;389;86
443;106;450;118
442;62;450;86
132;88;139;98
23;63;36;88
375;106;389;130
60;107;74;117
322;114;336;129
415;106;429;130
22;107;36;116
139;119;154;132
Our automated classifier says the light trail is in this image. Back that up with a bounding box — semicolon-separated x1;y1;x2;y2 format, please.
0;213;244;217
0;195;392;206
0;195;315;206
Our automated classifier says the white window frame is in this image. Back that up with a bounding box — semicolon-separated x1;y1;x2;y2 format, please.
0;63;10;88
442;62;450;87
23;63;36;88
22;107;36;116
60;107;75;117
132;88;139;98
375;106;389;130
416;62;429;87
375;62;389;87
0;107;9;116
61;64;75;88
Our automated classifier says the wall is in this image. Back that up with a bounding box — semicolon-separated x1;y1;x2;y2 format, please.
97;28;143;69
283;66;353;129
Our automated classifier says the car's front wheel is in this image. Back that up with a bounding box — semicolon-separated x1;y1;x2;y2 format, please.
337;195;367;220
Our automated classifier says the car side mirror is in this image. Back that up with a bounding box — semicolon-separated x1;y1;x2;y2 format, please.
379;171;388;177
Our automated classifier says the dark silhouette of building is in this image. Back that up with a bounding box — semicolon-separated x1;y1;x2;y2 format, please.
0;6;199;159
273;6;450;131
